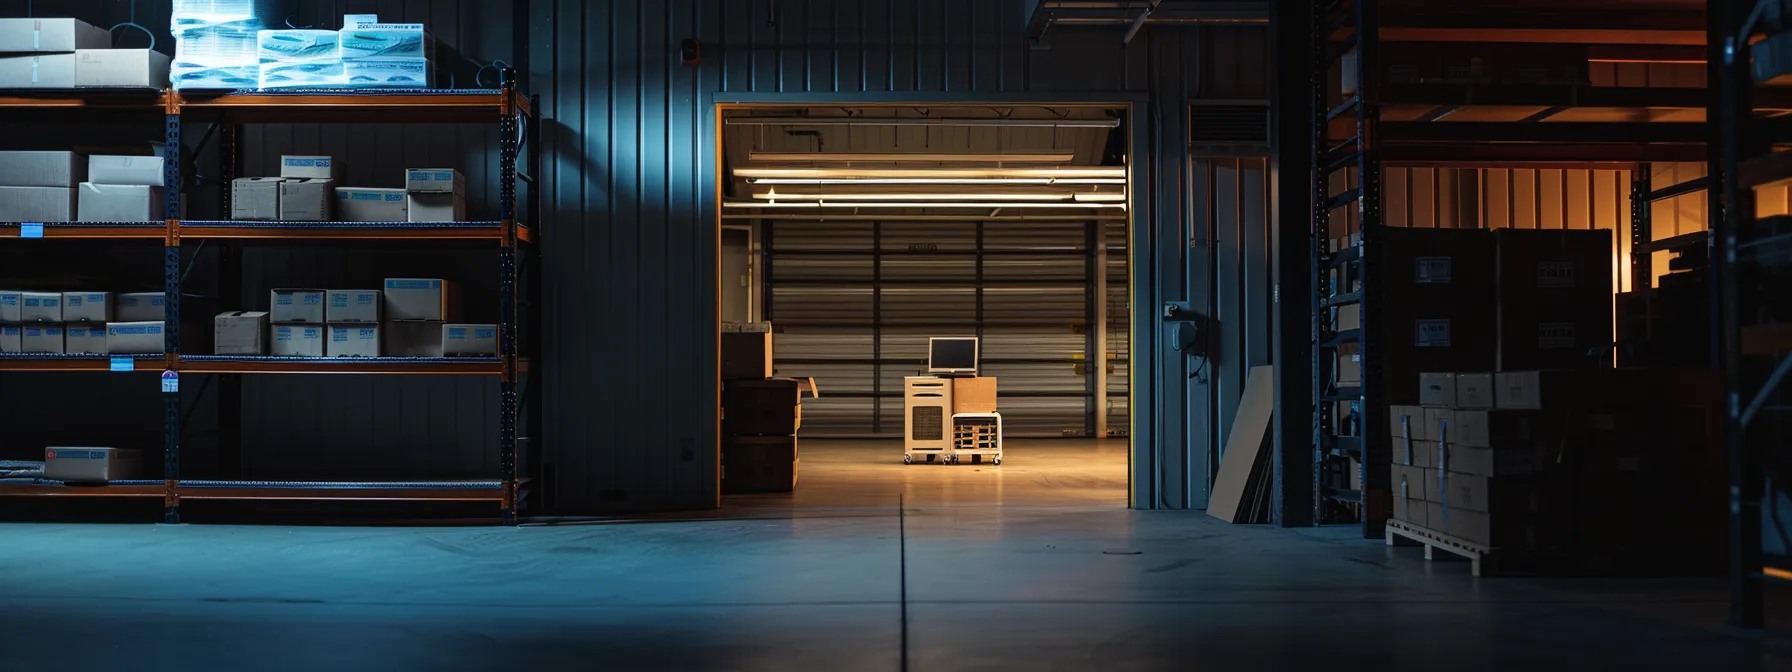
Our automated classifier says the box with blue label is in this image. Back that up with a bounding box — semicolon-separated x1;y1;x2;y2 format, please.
64;325;106;354
214;310;267;355
326;289;380;323
116;292;166;322
382;278;459;321
277;178;333;221
335;187;406;221
61;291;111;322
45;447;142;483
270;288;326;323
0;54;76;89
442;323;498;356
328;323;380;357
271;323;325;357
106;321;163;354
404;168;463;194
0;291;18;322
0;325;18;352
279;155;342;180
16;291;61;323
385;320;443;357
22;324;63;353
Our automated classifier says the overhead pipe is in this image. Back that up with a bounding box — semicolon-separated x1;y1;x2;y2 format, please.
1027;0;1269;43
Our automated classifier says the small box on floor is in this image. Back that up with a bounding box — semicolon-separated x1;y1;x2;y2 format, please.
44;447;142;483
277;178;333;221
270;289;325;323
0;325;18;352
77;183;161;222
17;291;61;322
61;291;111;322
279;155;341;180
384;320;443;357
0;18;111;52
0;186;75;221
214;310;268;355
334;187;407;221
105;321;163;354
0;54;76;88
723;435;799;494
20;324;62;353
76;49;171;88
328;324;380;357
382;278;457;321
64;325;106;353
270;324;325;357
0;151;85;187
442;323;497;356
88;155;165;187
405;168;463;193
720;331;773;379
326;289;380;323
116;292;165;321
406;192;465;222
230;177;282;220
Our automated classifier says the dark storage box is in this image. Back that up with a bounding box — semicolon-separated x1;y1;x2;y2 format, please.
723;436;798;493
1494;229;1614;371
1366;227;1498;403
723;378;800;436
721;332;774;380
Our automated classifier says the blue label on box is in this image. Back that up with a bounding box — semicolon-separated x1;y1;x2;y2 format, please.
45;328;60;336
1;295;14;306
276;328;293;341
110;357;134;372
110;325;161;336
304;328;320;338
87;294;104;302
48;449;105;460
284;157;330;167
24;298;37;307
475;328;496;339
276;295;293;305
358;329;376;340
161;370;178;393
447;327;467;339
68;296;81;306
332;329;348;342
45;298;57;307
20;223;43;238
330;295;347;307
304;295;321;305
387;279;434;290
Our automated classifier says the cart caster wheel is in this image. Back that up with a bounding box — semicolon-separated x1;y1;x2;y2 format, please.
904;455;913;465
993;457;1002;465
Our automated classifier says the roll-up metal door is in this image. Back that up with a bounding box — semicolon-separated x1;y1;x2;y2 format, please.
766;219;1128;437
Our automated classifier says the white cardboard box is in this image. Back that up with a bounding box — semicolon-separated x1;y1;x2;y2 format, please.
61;291;112;322
116;292;165;321
256;30;340;62
0;151;85;188
406;192;464;222
64;324;106;353
230;177;282;220
214;310;267;355
88;155;165;187
0;53;76;88
442;323;498;356
21;324;63;353
77;183;161;222
340;24;431;60
105;321;163;354
258;59;346;89
0;186;74;222
335;187;406;221
0;291;20;322
384;320;443;357
0;325;18;352
0;19;110;52
277;178;333;221
44;447;142;483
279;155;342;180
75;49;171;88
271;323;325;357
343;58;430;88
18;291;60;322
404;168;463;194
270;288;326;323
328;323;380;357
326;289;380;323
382;278;455;321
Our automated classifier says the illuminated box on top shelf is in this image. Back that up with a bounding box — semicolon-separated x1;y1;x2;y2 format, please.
343;58;431;88
257;30;339;62
340;23;432;61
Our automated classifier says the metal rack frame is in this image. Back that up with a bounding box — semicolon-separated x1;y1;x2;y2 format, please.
0;76;542;525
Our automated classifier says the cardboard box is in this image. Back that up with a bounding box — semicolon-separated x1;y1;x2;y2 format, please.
0;53;76;88
0;151;85;187
270;289;326;323
116;292;165;321
724;378;803;436
63;324;106;353
105;321;163;354
0;291;16;322
88;155;166;187
21;324;62;353
1418;372;1456;407
278;155;341;180
1336;304;1360;331
723;435;799;494
258;59;347;89
214;310;267;355
1391;463;1428;524
230;177;282;220
442;323;498;356
44;447;142;483
0;186;75;222
382;278;457;321
335;187;407;221
256;29;340;62
341;24;432;60
721;331;773;379
1389;404;1427;441
328;323;381;357
1455;373;1495;409
0;18;110;52
406;192;465;222
383;320;443;357
61;291;111;322
277;178;333;221
75;49;170;88
953;376;998;414
326;289;380;323
404;168;464;194
1336;344;1361;385
0;325;17;352
17;291;61;322
77;183;161;222
270;323;325;357
1493;229;1615;371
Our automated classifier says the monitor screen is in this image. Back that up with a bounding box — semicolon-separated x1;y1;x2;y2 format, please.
928;337;979;373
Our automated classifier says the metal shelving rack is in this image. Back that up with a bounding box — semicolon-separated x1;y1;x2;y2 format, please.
0;73;542;525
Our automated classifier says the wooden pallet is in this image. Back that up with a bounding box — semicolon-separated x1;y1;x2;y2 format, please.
1384;518;1503;577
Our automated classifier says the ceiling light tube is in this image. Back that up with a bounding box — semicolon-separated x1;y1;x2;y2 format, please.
751;191;1076;201
725;117;1121;128
733;167;1127;179
723;201;1126;209
1072;192;1128;202
749;151;1077;163
747;177;1128;185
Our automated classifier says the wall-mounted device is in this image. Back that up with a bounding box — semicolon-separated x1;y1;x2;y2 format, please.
1162;302;1210;357
928;336;980;374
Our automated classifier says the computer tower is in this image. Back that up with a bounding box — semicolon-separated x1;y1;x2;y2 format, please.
903;377;953;463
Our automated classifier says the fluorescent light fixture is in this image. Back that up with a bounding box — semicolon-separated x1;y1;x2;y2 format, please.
749;152;1077;163
748;177;1128;185
733;167;1127;179
724;201;1126;209
1072;193;1127;202
751;191;1076;201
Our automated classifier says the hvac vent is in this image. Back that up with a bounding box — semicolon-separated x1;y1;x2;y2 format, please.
1190;102;1269;156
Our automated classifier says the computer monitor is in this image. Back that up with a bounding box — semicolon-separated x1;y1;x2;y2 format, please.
927;337;979;374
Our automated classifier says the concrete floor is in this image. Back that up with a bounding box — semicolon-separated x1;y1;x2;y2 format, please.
3;439;1791;671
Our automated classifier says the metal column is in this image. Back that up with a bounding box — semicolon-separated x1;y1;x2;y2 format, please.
498;70;522;526
1716;0;1763;629
161;100;183;524
1270;0;1315;526
1095;225;1109;437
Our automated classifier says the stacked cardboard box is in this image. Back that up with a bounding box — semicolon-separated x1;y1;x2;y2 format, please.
0;288;162;355
721;322;805;494
236;279;491;358
1493;230;1614;371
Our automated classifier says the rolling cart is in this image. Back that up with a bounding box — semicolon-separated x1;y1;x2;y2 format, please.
948;412;1003;465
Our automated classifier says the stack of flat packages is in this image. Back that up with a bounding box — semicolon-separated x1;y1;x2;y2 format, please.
171;1;275;89
257;29;343;89
0;18;108;89
721;322;801;494
340;15;433;88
